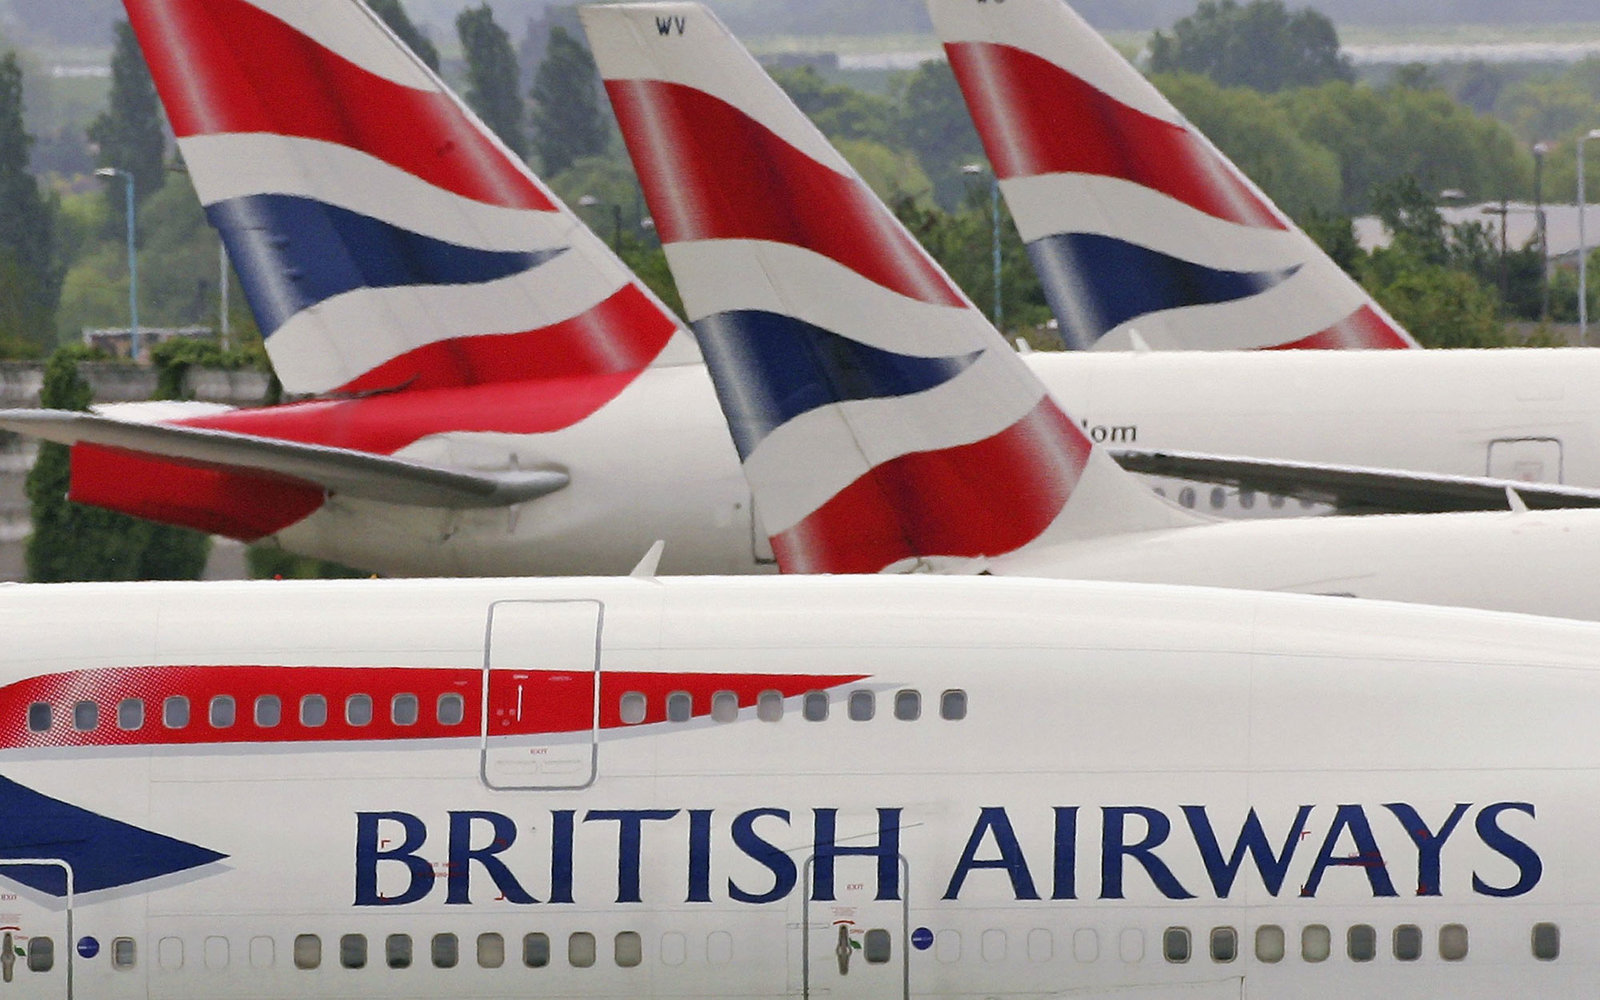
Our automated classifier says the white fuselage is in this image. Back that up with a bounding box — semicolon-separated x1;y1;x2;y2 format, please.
1;575;1599;1000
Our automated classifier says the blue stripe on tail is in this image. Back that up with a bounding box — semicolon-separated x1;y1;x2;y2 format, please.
1028;233;1301;350
206;195;567;337
692;310;983;459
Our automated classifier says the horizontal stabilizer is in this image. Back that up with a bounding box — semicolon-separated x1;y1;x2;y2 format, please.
0;410;568;509
1113;449;1600;514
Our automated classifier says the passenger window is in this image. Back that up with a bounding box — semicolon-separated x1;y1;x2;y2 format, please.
158;937;183;970
254;695;281;728
26;702;49;733
1347;924;1376;962
477;933;504;968
437;693;465;726
1255;925;1285;963
803;691;829;721
522;933;550;968
1302;925;1330;962
1072;928;1098;963
661;931;687;966
72;700;97;732
1118;928;1143;963
711;690;739;723
937;930;963;963
386;934;411;969
1210;927;1236;963
117;699;143;731
249;937;274;969
757;690;783;722
894;690;920;721
340;934;365;969
391;693;419;726
1239;490;1256;510
293;934;321;970
619;692;647;725
982;929;1007;962
204;936;228;969
848;690;875;721
1439;924;1468;961
1163;927;1190;963
707;930;733;964
569;932;596;968
1209;487;1226;509
1027;928;1052;962
1393;924;1422;961
940;689;967;720
112;937;136;970
666;691;692;722
209;696;235;729
299;694;327;727
1179;486;1196;508
615;931;642;968
163;696;189;729
26;936;52;972
864;929;892;964
431;933;458;968
1532;922;1560;961
346;694;373;727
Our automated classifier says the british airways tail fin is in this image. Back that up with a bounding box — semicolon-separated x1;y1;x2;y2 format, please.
582;1;1197;575
928;0;1416;352
125;0;696;397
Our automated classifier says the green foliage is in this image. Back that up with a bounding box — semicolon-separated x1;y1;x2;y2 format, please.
86;21;165;225
1148;0;1354;94
1155;73;1340;218
834;137;932;204
1365;265;1507;349
771;65;898;145
367;0;440;72
893;193;1050;336
529;26;608;177
246;545;366;581
148;335;267;402
25;346;211;582
456;5;527;159
890;59;986;209
0;51;61;351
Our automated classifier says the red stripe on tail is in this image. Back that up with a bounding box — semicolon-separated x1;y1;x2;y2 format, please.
1268;304;1414;350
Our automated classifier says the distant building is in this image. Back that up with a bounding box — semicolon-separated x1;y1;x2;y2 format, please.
81;326;216;360
1356;202;1600;264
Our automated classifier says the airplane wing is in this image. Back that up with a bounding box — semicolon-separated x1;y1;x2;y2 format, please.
1111;449;1600;513
0;410;569;509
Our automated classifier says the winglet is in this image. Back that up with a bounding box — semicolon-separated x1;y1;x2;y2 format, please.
1507;486;1530;513
630;540;667;579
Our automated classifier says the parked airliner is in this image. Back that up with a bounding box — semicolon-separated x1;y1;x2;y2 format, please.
5;0;1600;581
2;572;1600;1000
584;0;1600;621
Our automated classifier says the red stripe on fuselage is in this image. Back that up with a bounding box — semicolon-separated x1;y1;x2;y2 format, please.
126;0;553;211
606;78;966;308
0;667;867;750
945;41;1284;231
1268;304;1414;350
771;398;1092;574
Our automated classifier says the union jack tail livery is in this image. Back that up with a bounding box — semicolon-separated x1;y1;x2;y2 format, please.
583;2;1195;575
929;0;1416;352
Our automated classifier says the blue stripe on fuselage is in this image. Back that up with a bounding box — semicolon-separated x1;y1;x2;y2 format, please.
692;310;983;460
206;195;567;337
1028;232;1301;350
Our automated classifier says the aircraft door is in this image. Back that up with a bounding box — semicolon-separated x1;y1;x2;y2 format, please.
0;860;72;1000
799;854;909;1000
1487;437;1563;483
480;600;602;791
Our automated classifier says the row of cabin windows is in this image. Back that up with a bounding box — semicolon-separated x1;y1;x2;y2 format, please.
298;932;648;971
1157;922;1560;964
1155;486;1320;512
618;688;969;726
26;693;467;734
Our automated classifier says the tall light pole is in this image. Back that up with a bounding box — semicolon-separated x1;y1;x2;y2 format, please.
1534;142;1550;323
962;163;1002;331
95;167;139;360
1580;129;1600;344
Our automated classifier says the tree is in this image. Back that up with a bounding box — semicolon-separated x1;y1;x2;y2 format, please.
457;5;528;159
86;21;165;228
892;60;986;210
772;65;898;146
0;51;60;353
1148;0;1354;94
25;347;211;582
529;25;607;177
367;0;440;72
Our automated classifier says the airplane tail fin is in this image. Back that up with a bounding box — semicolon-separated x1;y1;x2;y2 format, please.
125;0;695;398
928;0;1416;352
583;1;1196;574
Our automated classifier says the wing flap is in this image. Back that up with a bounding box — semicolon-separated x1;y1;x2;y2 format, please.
1112;449;1600;514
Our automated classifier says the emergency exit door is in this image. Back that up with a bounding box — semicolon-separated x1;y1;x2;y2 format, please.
0;860;72;1000
800;854;910;1000
480;600;602;791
